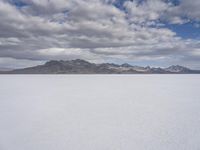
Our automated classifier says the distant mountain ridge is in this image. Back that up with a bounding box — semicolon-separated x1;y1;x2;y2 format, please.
1;59;200;74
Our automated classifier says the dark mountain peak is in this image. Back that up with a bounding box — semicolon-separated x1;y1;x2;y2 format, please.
165;65;190;73
71;59;91;64
121;63;132;67
45;60;62;66
45;59;91;65
145;66;151;69
168;65;189;69
100;63;120;67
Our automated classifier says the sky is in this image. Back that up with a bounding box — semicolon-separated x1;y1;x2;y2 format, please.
0;0;200;69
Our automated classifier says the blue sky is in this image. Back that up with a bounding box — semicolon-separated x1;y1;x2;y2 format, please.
0;0;200;69
167;23;200;39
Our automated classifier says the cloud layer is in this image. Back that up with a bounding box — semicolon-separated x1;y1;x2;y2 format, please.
0;0;200;68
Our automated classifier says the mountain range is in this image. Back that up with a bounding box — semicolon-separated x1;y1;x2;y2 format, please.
1;59;200;74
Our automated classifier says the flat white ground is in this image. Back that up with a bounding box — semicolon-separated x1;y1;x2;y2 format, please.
0;75;200;150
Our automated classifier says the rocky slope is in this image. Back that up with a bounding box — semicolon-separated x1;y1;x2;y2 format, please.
1;59;200;74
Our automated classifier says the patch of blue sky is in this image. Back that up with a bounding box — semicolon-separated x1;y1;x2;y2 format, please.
9;0;27;8
166;23;200;39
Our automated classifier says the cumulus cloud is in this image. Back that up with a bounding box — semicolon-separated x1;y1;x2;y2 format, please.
0;0;200;69
124;0;170;25
124;0;200;25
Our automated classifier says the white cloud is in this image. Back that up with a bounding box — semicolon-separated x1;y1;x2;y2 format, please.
124;0;170;25
0;0;200;68
179;0;200;21
124;0;200;25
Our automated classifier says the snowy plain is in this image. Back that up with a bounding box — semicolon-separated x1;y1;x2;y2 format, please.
0;75;200;150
